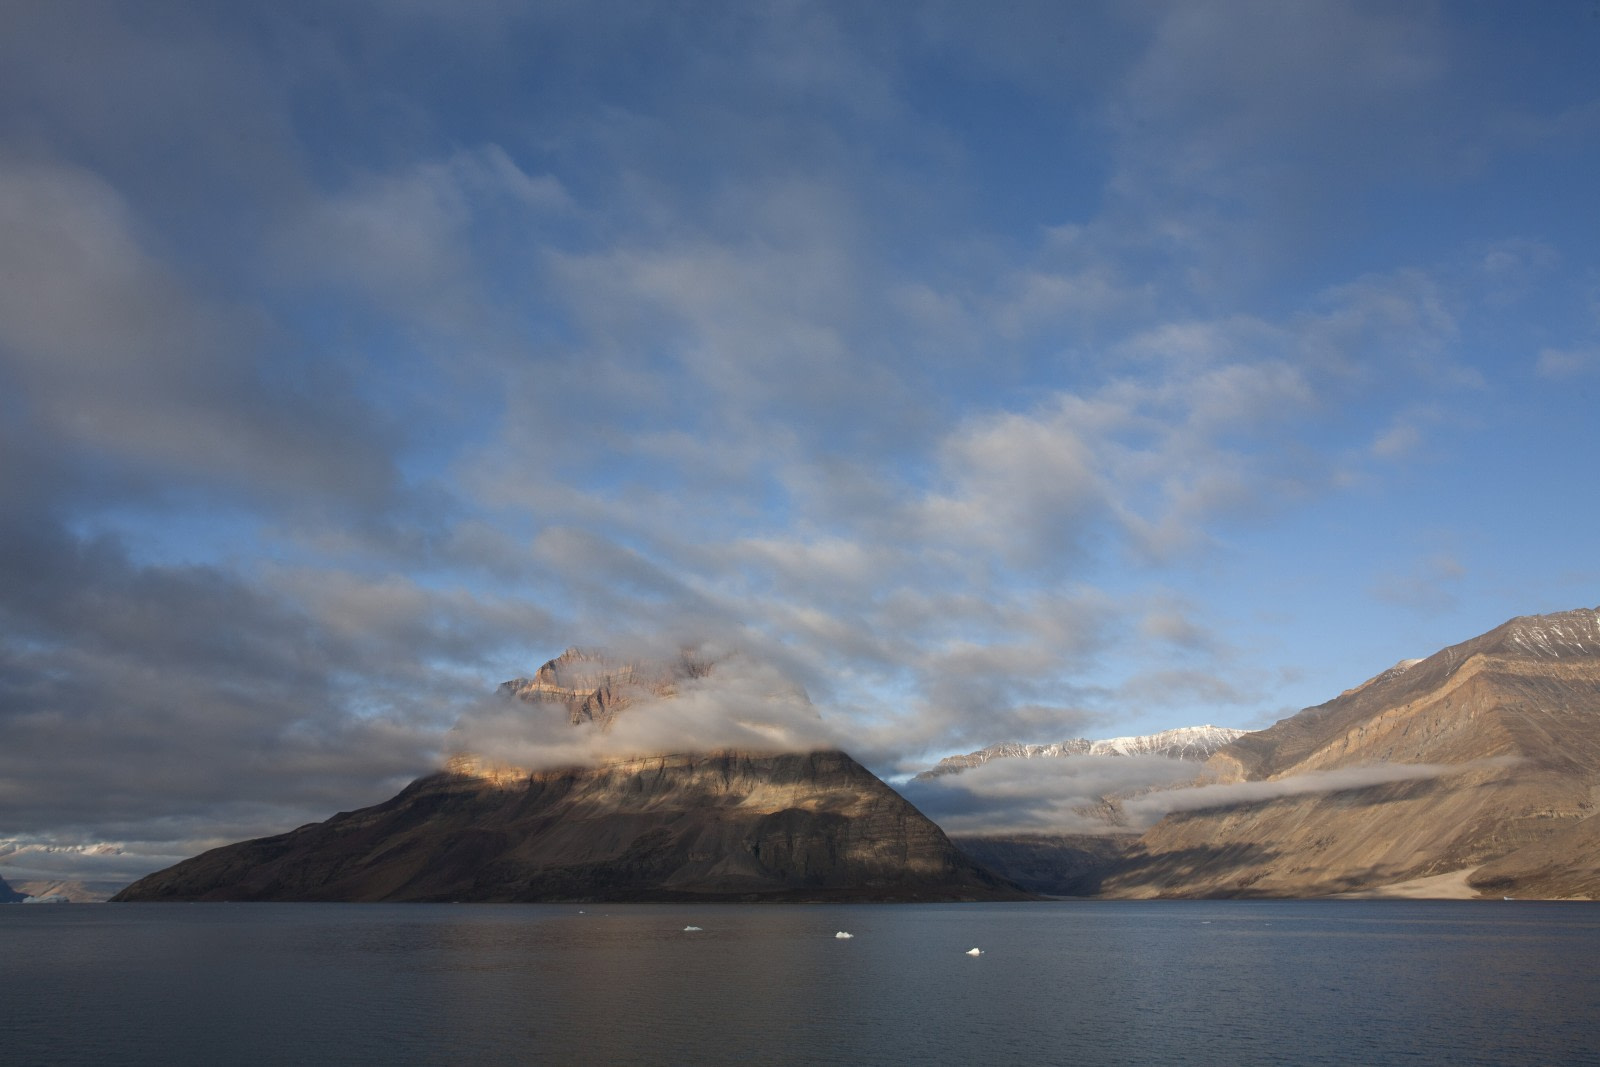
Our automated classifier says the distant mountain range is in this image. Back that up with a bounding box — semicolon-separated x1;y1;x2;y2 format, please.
916;724;1248;780
115;651;1024;903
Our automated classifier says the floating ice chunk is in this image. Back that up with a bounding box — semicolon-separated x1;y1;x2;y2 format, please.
835;931;854;939
683;926;703;932
965;948;982;956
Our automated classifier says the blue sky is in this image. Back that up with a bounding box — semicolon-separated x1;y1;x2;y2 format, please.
2;1;1598;883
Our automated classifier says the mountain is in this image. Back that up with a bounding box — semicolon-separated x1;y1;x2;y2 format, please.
115;651;1025;903
917;725;1247;780
919;726;1245;895
0;875;24;903
113;750;1023;902
1099;607;1600;899
11;880;110;903
950;832;1142;897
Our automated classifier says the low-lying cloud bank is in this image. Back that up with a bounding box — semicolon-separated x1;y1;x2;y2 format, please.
900;755;1524;837
899;753;1207;836
1121;757;1522;825
444;654;841;774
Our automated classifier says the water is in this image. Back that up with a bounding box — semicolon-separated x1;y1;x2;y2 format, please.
4;900;1598;1066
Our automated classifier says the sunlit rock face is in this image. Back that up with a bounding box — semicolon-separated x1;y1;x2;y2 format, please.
114;651;1028;903
496;648;711;727
1099;607;1600;899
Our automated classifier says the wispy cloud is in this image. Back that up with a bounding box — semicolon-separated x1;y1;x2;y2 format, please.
1121;757;1521;827
900;754;1207;836
1372;553;1467;616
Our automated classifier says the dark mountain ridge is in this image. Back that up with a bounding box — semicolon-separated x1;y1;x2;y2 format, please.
115;750;1023;902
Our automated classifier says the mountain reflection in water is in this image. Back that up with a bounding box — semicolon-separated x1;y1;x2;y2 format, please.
5;901;1597;1066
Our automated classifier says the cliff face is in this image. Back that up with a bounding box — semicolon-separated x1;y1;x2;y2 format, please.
496;648;710;727
1100;608;1600;899
113;750;1024;902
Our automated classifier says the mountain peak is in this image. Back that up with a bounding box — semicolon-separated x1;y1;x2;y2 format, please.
496;647;714;727
918;724;1248;780
1098;605;1600;898
116;647;1026;902
1486;606;1600;660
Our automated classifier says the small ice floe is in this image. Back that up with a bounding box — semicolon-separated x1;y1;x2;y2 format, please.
683;926;703;932
965;948;983;956
835;931;854;939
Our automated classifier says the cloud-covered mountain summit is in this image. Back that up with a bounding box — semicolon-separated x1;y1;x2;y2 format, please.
114;651;1022;902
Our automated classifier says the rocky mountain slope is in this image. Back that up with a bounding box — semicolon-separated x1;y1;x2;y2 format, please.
918;725;1247;780
114;751;1021;902
497;647;710;727
1100;607;1600;899
115;652;1024;903
950;832;1142;897
0;875;24;903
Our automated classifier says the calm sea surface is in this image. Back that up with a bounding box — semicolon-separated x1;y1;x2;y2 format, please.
4;900;1598;1066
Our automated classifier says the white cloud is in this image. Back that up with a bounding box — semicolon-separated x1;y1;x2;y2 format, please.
1122;757;1519;826
1536;347;1598;380
445;654;838;772
1372;553;1467;616
902;753;1207;835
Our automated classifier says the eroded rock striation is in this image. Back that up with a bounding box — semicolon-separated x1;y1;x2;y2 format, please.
1100;607;1600;899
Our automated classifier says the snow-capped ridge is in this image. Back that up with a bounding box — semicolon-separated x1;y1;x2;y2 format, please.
917;724;1248;779
1088;725;1248;758
1498;607;1600;660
